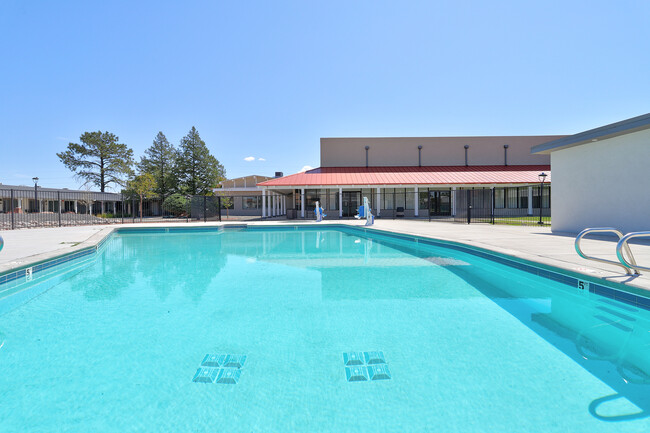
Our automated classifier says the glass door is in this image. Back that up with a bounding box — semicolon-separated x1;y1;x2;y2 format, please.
342;191;361;217
429;190;451;216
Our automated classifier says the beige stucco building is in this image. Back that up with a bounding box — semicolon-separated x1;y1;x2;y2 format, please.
259;135;562;219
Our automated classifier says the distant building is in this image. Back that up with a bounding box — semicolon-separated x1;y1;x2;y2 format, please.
214;175;281;217
259;135;562;219
0;184;122;214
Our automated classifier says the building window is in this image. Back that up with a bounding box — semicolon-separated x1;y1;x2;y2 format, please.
242;196;260;209
328;192;339;211
405;188;415;210
383;188;394;210
506;188;518;209
494;189;505;209
531;186;551;208
418;191;429;210
518;187;528;209
305;189;319;211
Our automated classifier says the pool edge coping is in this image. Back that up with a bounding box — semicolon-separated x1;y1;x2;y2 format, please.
1;222;649;298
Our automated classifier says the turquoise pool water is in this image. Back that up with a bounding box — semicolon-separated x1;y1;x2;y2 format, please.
1;226;650;432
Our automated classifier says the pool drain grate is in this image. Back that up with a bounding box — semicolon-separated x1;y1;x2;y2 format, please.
342;351;391;382
193;353;246;384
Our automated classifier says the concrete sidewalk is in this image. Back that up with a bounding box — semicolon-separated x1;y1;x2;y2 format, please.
0;225;109;268
1;220;649;291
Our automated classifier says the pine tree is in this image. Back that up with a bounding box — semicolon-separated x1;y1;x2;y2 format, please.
57;131;134;192
138;132;176;199
174;127;225;195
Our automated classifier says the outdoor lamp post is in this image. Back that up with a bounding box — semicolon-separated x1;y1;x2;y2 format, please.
538;172;547;225
32;176;39;213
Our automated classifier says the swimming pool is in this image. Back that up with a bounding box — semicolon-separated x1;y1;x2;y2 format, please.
1;225;650;432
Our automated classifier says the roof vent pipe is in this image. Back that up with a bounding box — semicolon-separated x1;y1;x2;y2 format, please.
365;145;370;168
464;145;469;166
503;144;509;166
418;145;422;167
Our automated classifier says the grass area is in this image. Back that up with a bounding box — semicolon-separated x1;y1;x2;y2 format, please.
493;216;551;226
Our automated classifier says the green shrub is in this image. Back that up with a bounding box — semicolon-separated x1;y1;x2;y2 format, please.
163;194;190;216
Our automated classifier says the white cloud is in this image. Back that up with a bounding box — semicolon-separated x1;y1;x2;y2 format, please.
299;165;314;172
258;157;266;161
244;156;255;162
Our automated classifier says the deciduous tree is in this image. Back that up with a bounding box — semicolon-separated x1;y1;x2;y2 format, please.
127;173;157;221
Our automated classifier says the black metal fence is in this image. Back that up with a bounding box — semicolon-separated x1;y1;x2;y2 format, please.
289;186;551;226
452;186;550;226
0;188;221;230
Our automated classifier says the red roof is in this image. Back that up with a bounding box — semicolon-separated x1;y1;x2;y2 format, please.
258;165;551;187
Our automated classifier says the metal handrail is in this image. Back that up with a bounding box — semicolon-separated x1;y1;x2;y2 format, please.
575;228;639;275
616;231;650;273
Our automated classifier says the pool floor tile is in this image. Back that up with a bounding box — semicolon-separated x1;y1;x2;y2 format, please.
192;367;219;383
343;352;365;366
216;368;241;384
345;366;369;382
223;354;246;369
201;354;226;367
368;364;392;381
363;351;386;365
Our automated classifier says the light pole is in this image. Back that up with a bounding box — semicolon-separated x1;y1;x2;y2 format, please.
538;172;547;225
32;177;39;213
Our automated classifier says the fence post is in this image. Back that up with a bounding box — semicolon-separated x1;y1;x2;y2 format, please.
428;188;431;222
10;189;15;230
467;191;471;225
218;196;222;222
132;199;136;223
491;188;495;225
57;191;62;227
203;195;207;223
121;195;124;224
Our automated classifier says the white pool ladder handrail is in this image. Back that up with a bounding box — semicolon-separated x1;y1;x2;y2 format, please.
616;231;650;274
575;228;639;275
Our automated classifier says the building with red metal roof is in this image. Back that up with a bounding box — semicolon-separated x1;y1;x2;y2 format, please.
254;135;563;219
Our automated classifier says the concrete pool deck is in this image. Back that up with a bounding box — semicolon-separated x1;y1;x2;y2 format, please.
1;220;650;291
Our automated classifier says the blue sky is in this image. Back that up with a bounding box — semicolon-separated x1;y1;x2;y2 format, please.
1;0;648;191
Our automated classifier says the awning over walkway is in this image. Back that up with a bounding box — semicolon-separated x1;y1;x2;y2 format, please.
258;165;551;187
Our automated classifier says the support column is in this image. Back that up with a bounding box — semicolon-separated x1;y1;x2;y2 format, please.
452;187;457;217
339;188;343;218
282;196;286;215
262;190;266;218
527;186;533;216
300;188;305;218
268;191;272;217
272;194;276;217
376;187;381;217
414;186;419;217
74;200;78;214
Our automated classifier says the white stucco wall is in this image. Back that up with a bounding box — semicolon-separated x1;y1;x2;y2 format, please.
550;128;650;233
